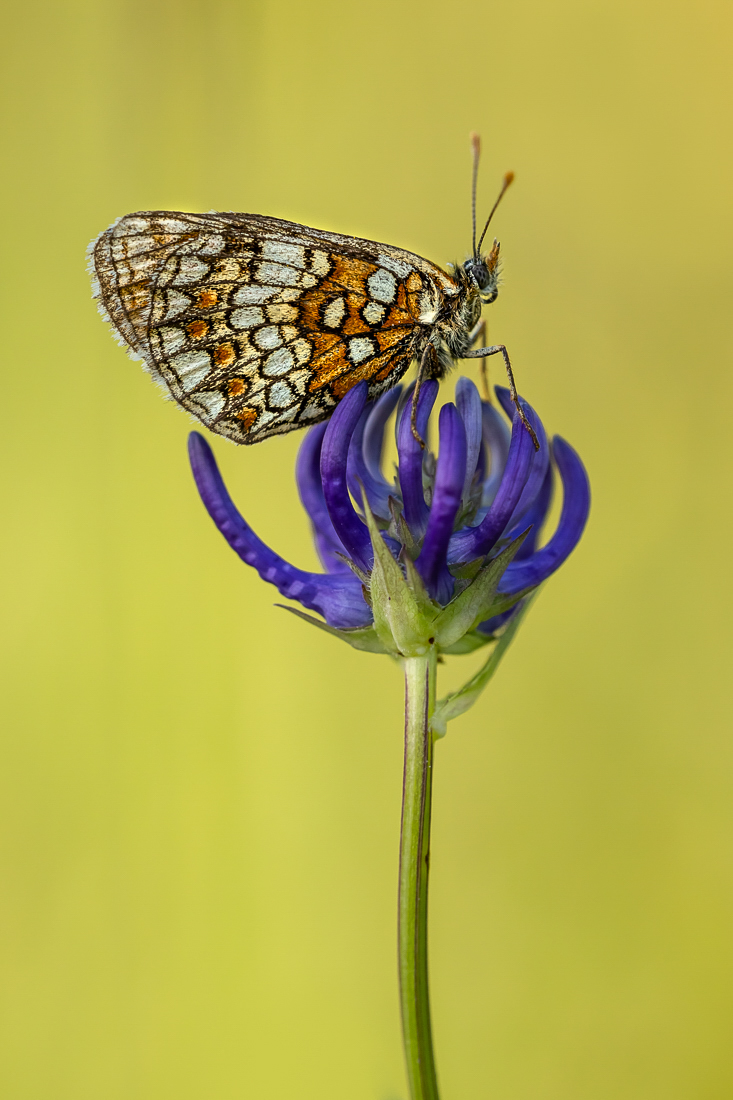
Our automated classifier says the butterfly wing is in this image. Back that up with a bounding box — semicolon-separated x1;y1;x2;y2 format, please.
90;211;460;443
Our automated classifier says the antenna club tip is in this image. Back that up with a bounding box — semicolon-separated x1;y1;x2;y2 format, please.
470;132;481;155
503;170;515;187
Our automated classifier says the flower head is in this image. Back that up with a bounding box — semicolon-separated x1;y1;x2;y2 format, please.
188;376;589;668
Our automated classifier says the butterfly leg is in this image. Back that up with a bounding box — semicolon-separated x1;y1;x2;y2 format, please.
410;344;436;449
467;319;490;400
464;344;540;450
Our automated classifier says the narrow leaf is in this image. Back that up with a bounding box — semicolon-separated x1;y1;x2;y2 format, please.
432;592;539;736
276;604;390;654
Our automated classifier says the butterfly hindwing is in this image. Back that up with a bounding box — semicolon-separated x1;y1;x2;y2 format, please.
90;211;460;443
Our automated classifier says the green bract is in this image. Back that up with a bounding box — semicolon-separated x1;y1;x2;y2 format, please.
280;492;539;734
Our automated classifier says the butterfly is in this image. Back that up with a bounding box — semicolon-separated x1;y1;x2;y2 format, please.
88;135;538;449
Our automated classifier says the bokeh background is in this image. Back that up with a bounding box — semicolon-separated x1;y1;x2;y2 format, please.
1;1;732;1097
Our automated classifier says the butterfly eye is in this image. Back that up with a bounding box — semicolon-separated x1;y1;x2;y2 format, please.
478;264;489;287
465;259;492;293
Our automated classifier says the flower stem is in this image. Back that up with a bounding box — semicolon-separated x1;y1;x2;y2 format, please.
399;648;440;1100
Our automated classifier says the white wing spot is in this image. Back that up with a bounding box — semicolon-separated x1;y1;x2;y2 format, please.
117;217;149;235
192;390;225;418
263;347;295;377
323;297;346;328
362;301;386;324
164;290;192;321
198;234;226;256
158;217;197;235
233;285;279;306
254;325;282;350
348;337;376;364
173;256;210;285
159;326;186;356
310;250;330;276
172;350;212;392
268;380;294;408
367;269;397;303
256;261;301;287
377;253;413;279
262;241;306;268
231;306;265;329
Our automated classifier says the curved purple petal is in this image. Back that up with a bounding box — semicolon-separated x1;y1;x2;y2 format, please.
416;403;467;602
363;386;403;480
495;387;549;528
296;422;351;574
320;383;373;573
188;433;371;628
455;376;483;504
448;403;535;563
396;379;439;539
347;406;393;520
480;400;511;506
511;417;548;525
499;436;590;593
509;462;553;560
475;437;487;486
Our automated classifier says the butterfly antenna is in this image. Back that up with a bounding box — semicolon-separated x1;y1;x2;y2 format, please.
470;132;481;260
476;171;515;255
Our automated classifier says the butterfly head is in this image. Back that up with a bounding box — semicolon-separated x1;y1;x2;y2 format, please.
461;239;501;304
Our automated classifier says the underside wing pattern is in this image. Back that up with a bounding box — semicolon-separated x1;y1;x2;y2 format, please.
90;211;459;443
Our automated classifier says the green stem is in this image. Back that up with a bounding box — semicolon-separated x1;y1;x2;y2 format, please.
399;648;440;1100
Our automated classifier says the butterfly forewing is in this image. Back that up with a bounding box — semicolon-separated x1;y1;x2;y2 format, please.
90;211;460;443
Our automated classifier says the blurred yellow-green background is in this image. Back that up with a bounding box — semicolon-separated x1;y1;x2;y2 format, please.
2;1;732;1097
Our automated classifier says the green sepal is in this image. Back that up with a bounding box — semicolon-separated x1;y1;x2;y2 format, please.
449;556;485;581
480;585;536;620
275;605;390;654
361;490;433;656
439;630;495;655
432;530;529;648
402;552;440;618
432;591;539;736
388;496;419;556
448;556;485;597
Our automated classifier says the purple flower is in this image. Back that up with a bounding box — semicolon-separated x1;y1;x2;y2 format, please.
188;377;590;647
